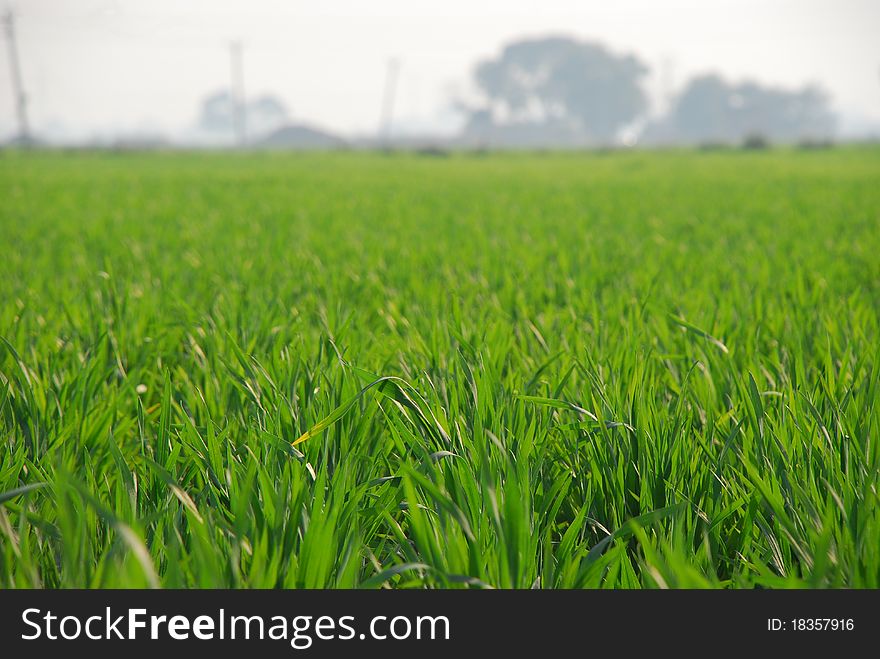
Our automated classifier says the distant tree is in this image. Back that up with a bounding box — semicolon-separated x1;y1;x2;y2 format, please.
668;75;835;143
247;95;289;137
198;91;236;134
197;91;290;139
465;36;649;144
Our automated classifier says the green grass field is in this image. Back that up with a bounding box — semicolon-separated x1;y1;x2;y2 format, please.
1;148;879;588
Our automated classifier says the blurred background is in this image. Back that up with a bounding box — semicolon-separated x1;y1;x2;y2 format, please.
1;0;879;149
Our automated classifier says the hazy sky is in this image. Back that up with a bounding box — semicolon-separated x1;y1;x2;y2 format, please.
1;0;879;140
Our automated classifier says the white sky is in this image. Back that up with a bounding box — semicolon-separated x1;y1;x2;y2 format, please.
1;0;879;140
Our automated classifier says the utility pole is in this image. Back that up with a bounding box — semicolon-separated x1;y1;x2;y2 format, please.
378;57;400;147
3;9;30;145
659;54;676;116
229;40;246;147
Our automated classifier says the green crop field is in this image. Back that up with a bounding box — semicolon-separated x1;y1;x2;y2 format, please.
1;149;879;588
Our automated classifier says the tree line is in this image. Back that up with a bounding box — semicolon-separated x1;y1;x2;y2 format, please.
460;36;835;147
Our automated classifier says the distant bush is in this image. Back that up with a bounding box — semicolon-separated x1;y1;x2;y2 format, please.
741;133;770;150
797;138;834;150
698;141;732;151
415;146;450;158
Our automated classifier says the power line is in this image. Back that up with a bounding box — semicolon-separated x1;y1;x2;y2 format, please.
3;8;31;144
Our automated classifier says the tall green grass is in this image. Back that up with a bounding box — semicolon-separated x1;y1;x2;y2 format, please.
1;148;878;588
